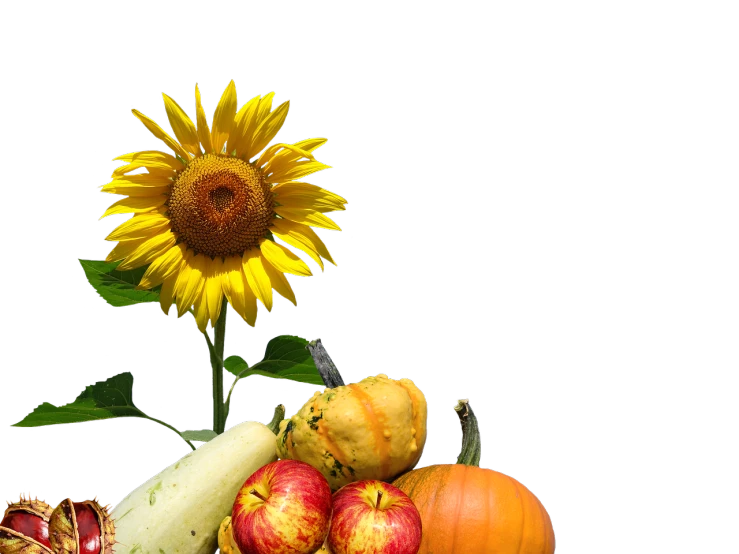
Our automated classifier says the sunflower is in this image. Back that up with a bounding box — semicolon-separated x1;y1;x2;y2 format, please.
101;81;345;331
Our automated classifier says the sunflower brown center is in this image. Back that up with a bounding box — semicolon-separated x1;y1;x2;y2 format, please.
167;154;274;257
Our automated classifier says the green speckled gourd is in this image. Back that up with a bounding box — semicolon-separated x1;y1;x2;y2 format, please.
276;373;427;490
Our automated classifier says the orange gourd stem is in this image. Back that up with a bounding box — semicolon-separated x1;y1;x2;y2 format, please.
454;399;481;467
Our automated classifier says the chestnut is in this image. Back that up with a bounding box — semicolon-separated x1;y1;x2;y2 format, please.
49;499;114;554
0;496;53;554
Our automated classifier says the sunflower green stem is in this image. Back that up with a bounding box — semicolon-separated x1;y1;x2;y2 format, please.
203;298;229;435
223;367;243;424
144;415;196;451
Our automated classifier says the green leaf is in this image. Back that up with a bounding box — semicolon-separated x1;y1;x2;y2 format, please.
79;259;159;307
13;373;147;427
224;355;249;375
224;335;323;385
180;430;218;442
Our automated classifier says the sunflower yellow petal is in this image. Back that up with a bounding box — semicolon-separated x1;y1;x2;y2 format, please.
177;254;210;313
205;257;225;326
221;256;237;300
271;231;322;269
105;238;146;263
293;137;329;153
274;207;341;231
276;192;346;213
266;161;330;184
160;273;177;315
262;258;296;305
277;194;347;214
243;250;273;310
104;173;172;188
112;163;145;178
100;195;167;218
211;80;237;154
222;257;257;326
243;284;258;326
163;93;201;156
255;93;275;124
240;93;275;159
261;147;312;175
173;250;193;319
259;238;312;276
195;84;214;153
106;212;169;241
250;101;289;156
193;292;209;332
114;150;183;170
101;185;170;197
112;164;176;179
137;244;186;289
131;110;190;161
256;142;318;174
226;94;260;158
271;218;335;268
272;182;347;204
116;230;176;271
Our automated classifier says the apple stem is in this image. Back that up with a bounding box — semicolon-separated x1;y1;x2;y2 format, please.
376;490;383;509
250;489;268;502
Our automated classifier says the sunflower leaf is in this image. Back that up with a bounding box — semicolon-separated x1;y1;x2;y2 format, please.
224;335;323;385
12;373;148;426
223;354;249;377
180;429;218;442
79;259;160;307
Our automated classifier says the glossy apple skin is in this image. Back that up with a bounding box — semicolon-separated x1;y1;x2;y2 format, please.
232;459;332;554
0;512;51;548
329;480;422;554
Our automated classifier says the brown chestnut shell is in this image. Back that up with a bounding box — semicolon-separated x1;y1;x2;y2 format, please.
3;498;53;523
0;527;53;554
0;497;53;554
49;500;114;554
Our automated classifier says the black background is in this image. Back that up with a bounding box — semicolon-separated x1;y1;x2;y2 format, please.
0;68;566;528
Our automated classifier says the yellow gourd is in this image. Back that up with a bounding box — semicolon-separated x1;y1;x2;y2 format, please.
276;373;427;490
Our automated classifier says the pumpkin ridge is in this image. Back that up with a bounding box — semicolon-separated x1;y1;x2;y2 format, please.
394;379;427;467
311;396;351;477
427;466;452;552
449;465;469;554
348;383;392;479
321;432;349;478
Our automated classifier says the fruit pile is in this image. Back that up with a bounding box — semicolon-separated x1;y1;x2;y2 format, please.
219;460;422;554
5;351;555;554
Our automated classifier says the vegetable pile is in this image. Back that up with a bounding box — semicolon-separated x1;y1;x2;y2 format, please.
6;342;556;554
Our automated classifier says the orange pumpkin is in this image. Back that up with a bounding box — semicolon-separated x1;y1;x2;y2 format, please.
393;400;555;554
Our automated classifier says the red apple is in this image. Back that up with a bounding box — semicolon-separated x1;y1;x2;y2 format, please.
231;459;332;554
328;480;422;554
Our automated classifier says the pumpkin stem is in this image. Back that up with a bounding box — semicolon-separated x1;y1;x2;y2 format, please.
308;339;346;388
266;404;286;435
455;399;481;467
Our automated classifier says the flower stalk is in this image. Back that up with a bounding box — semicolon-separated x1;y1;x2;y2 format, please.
204;297;229;434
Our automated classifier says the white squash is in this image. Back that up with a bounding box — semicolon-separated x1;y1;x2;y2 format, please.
112;421;277;554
